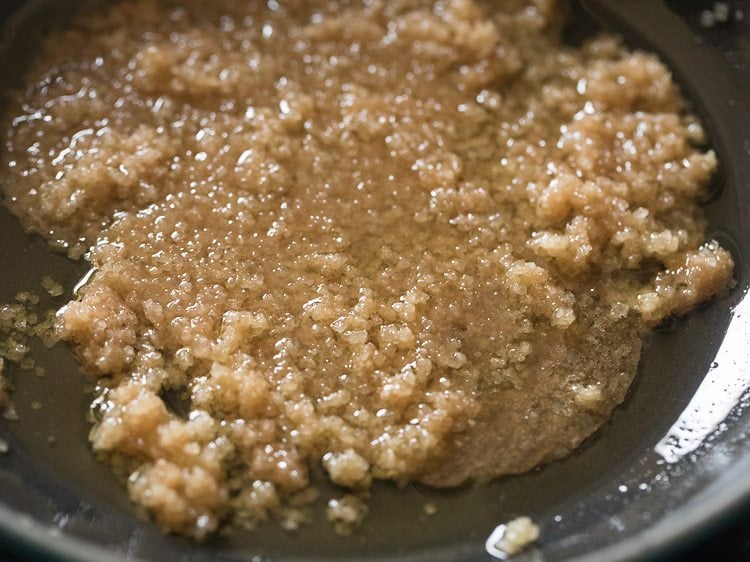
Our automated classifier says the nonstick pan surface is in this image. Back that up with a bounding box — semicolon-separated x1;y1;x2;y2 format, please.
0;1;749;561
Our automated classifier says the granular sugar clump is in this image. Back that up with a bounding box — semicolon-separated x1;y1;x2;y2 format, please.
485;516;541;559
0;289;61;416
0;0;733;539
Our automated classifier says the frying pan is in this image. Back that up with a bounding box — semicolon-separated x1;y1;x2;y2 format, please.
0;1;748;560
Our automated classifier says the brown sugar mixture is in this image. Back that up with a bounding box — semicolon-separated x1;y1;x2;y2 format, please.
0;0;734;539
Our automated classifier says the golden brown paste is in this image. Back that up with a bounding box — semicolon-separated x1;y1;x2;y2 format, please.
0;0;733;538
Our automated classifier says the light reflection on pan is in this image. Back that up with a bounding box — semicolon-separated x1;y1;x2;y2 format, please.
655;290;750;463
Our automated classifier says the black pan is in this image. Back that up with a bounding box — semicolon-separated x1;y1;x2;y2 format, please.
0;1;749;560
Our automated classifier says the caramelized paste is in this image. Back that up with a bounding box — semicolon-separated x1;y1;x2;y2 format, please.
0;0;733;538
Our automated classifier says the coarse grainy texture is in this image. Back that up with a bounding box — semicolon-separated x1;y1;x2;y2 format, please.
486;516;541;558
326;494;369;536
41;276;65;298
0;289;59;416
0;293;58;369
0;0;734;539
